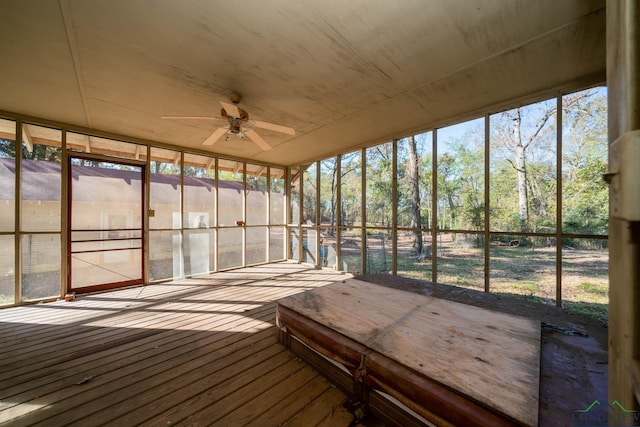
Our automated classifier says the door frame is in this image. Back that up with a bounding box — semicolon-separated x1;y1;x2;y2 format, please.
67;153;146;293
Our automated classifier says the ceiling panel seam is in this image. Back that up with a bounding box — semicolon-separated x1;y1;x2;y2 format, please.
59;0;92;128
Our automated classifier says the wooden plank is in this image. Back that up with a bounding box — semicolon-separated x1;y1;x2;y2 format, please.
0;283;210;344
0;296;280;409
277;278;540;427
0;262;352;426
282;386;348;427
0;280;300;402
0;297;275;387
1;323;277;423
136;349;302;425
63;342;291;426
209;366;321;426
0;311;275;411
245;374;332;426
0;277;305;383
316;404;354;427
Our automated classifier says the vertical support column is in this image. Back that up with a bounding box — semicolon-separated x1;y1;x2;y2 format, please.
298;166;304;264
315;162;321;268
607;0;640;408
336;155;342;271
215;158;220;271
361;148;367;275
285;167;290;263
60;130;69;295
241;162;247;267
556;95;563;307
14;120;22;303
180;152;186;275
266;166;271;264
484;115;490;293
432;130;438;283
391;140;398;275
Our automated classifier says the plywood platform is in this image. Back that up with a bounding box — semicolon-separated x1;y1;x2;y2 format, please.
276;278;541;426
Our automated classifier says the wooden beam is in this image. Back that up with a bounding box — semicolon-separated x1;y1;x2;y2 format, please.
22;124;33;153
607;0;640;410
205;158;215;173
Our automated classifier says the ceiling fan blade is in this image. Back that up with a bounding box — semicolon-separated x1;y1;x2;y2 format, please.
161;116;217;120
220;101;241;118
253;120;296;136
202;127;228;145
245;129;272;151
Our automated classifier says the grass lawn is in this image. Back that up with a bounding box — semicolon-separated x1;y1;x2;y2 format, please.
392;233;608;323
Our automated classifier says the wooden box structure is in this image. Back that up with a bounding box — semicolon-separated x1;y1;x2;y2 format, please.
276;279;540;426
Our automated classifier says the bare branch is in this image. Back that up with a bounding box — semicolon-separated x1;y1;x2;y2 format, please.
506;158;526;173
523;108;555;150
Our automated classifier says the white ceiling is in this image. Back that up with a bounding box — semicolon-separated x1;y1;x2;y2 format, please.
0;0;606;166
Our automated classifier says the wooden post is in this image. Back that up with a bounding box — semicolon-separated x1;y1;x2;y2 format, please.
607;0;640;409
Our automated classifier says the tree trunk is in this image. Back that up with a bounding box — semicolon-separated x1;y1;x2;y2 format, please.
408;136;423;254
513;110;529;228
330;164;337;232
516;144;528;226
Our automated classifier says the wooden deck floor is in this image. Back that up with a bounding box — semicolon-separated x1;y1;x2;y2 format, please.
0;262;355;426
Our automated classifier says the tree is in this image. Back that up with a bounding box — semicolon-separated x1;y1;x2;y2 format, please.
407;135;423;254
490;93;594;231
302;164;317;224
562;89;608;236
437;153;460;230
492;105;555;228
340;152;361;226
435;123;484;243
319;158;337;229
365;144;393;227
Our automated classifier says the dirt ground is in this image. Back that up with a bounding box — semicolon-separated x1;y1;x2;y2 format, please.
356;273;608;427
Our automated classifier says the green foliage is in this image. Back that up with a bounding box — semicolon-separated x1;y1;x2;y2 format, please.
319;158;337;225
302;164;317;223
366;144;393;227
437;135;484;232
562;91;608;234
23;143;62;162
0;138;15;159
0;139;62;163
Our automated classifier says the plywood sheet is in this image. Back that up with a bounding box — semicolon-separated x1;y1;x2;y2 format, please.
277;278;540;426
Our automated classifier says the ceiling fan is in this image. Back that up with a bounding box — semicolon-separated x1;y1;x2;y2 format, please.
161;94;295;151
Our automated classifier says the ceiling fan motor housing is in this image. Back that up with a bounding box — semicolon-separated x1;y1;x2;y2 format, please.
221;107;249;121
229;118;243;137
